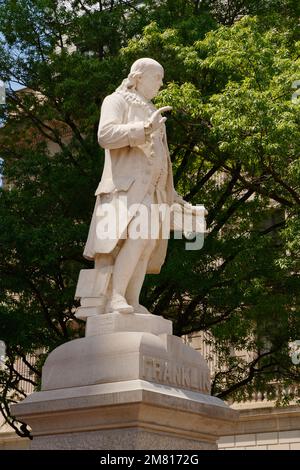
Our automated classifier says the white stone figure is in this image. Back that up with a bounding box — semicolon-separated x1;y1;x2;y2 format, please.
12;61;237;450
75;58;206;318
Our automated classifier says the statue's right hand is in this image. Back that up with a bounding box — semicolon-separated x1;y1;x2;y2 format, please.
147;106;172;133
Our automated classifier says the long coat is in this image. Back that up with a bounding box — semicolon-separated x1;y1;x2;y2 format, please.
83;91;176;274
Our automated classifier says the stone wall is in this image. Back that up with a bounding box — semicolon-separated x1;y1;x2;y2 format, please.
218;404;300;450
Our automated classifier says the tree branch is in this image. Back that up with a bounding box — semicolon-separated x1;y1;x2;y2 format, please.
214;348;280;398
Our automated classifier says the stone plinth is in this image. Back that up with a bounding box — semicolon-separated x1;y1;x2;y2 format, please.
85;312;172;336
11;313;238;449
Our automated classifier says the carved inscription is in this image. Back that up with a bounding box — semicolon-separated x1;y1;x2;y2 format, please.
142;356;210;393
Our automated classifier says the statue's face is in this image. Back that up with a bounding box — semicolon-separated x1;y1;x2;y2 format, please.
136;66;164;100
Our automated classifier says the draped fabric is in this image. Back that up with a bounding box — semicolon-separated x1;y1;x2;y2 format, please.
83;91;175;274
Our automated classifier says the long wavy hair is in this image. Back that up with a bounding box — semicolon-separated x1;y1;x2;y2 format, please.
116;58;163;92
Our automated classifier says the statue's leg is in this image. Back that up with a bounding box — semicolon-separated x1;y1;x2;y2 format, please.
92;253;114;313
107;237;150;313
125;239;156;314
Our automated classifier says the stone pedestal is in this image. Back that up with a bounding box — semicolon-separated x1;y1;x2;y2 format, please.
12;313;238;450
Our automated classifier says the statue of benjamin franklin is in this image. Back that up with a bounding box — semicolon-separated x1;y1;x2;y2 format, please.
75;58;206;317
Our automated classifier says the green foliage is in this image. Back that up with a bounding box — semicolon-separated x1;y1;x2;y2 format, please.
0;0;300;437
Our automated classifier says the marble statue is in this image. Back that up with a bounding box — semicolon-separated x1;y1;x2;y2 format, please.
12;61;238;452
75;58;206;318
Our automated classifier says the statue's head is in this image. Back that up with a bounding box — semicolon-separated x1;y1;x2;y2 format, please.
117;58;164;100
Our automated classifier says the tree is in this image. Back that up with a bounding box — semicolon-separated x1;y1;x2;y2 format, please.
195;0;300;26
0;0;299;438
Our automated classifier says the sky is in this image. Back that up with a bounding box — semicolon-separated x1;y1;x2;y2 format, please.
0;32;25;93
